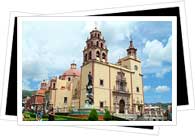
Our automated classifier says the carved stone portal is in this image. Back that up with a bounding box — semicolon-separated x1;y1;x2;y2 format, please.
113;71;130;114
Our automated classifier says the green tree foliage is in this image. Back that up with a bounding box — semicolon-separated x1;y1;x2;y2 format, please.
103;109;112;121
88;109;98;121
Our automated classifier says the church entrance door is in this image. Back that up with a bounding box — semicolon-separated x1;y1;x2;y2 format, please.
119;99;125;113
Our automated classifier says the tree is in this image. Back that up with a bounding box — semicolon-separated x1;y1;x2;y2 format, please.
88;109;98;121
103;109;112;121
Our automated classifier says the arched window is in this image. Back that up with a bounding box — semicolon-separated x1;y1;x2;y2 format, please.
53;82;56;89
96;41;99;47
84;54;87;61
102;52;106;59
96;51;100;57
101;43;103;48
95;33;97;37
68;77;71;81
136;87;139;92
98;34;100;38
88;51;92;60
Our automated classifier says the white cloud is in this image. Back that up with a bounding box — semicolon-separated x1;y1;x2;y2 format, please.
82;21;102;33
155;85;170;93
108;46;126;63
82;21;136;43
144;85;151;92
155;66;172;78
22;21;86;89
143;36;172;67
22;21;172;91
22;21;132;90
81;21;136;64
142;36;172;77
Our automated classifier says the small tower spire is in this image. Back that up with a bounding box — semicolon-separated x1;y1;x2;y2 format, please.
127;39;137;59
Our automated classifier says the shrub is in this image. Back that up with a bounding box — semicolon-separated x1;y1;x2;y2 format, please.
42;114;48;118
29;112;36;118
103;109;112;121
23;112;30;118
88;109;98;121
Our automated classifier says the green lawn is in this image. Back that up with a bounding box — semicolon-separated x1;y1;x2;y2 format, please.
23;111;87;121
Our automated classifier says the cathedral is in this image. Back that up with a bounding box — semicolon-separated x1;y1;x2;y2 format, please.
36;27;144;115
80;27;144;114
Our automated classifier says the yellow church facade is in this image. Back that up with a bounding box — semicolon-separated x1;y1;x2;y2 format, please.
44;27;144;115
80;27;144;114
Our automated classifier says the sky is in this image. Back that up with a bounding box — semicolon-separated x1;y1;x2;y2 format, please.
22;19;172;103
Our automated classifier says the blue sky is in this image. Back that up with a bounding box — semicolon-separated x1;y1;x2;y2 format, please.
22;20;172;103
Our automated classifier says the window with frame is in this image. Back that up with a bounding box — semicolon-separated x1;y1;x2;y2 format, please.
88;51;92;60
100;43;103;48
116;72;127;92
96;41;99;47
68;77;71;81
136;87;139;92
100;102;104;108
134;65;138;71
100;79;104;86
102;52;106;59
64;97;67;104
84;54;87;61
53;83;56;89
96;51;100;57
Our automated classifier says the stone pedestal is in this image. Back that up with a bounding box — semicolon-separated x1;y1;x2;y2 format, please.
125;108;128;114
116;108;119;114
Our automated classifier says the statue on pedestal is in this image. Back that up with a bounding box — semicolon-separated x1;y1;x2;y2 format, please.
85;72;94;106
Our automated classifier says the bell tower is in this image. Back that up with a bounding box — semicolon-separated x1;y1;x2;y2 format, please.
83;27;108;65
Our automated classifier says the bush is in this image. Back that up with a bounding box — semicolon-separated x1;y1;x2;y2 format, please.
42;114;48;118
23;111;36;118
88;109;98;121
23;112;30;118
103;109;112;121
29;112;36;118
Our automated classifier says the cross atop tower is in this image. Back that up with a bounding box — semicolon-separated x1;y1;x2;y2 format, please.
94;21;98;30
129;35;134;48
130;35;133;41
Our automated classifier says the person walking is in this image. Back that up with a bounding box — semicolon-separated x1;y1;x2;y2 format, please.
48;107;55;121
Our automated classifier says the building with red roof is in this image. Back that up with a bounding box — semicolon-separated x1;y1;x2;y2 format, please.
44;63;81;113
